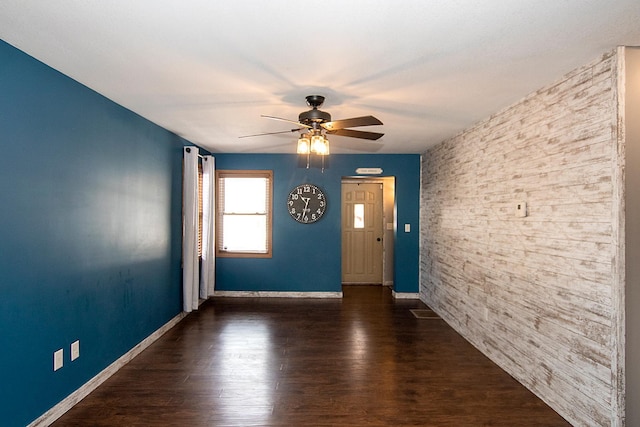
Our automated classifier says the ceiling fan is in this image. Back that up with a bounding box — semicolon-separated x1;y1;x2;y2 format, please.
240;95;384;145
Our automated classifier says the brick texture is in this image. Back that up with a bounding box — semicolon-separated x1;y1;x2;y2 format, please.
420;50;622;426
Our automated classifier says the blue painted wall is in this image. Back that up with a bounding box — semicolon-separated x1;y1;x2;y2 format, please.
0;39;420;425
214;153;420;294
0;40;186;426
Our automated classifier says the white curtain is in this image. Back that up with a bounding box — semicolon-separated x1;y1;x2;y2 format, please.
200;155;215;297
182;146;199;312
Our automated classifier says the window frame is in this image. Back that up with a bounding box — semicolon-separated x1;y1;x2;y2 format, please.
215;169;273;258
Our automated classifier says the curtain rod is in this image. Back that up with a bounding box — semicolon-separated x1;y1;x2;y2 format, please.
185;147;208;160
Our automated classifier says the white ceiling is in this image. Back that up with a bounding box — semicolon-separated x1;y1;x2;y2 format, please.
2;1;640;154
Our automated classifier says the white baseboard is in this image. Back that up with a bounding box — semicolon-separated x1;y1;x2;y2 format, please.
392;291;420;299
28;311;187;427
213;290;343;298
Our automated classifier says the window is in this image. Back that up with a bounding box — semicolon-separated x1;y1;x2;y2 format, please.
182;159;204;259
216;170;272;258
354;203;365;229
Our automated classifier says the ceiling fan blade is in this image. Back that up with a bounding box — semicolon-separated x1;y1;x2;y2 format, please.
328;128;384;140
261;115;311;128
322;115;383;130
239;128;301;138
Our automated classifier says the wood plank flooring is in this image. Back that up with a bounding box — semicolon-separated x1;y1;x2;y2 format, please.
52;286;571;426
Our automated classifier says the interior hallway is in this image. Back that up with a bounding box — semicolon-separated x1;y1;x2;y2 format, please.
52;286;571;426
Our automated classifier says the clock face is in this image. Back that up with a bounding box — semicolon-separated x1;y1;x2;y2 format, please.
287;184;327;224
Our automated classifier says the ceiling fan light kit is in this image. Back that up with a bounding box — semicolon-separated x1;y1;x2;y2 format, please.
297;132;330;155
297;134;310;154
244;95;384;169
311;134;329;155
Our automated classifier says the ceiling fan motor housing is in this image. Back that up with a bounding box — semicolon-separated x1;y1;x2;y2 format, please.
299;94;331;125
299;108;331;124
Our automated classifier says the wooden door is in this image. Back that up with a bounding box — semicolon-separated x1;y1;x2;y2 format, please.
341;182;383;284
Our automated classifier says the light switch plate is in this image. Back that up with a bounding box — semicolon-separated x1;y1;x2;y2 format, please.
404;223;411;232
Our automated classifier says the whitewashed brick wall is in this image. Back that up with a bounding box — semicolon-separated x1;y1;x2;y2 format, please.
420;50;622;426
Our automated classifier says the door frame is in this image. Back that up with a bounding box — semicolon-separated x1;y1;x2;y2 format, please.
341;176;396;287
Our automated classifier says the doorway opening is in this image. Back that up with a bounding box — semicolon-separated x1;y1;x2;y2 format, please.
341;177;395;287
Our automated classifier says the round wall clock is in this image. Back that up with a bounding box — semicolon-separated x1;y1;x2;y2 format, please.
287;184;327;224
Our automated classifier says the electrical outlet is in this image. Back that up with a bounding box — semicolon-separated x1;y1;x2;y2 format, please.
53;349;63;371
71;340;80;361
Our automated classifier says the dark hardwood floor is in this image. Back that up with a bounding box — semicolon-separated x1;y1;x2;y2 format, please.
52;286;571;426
